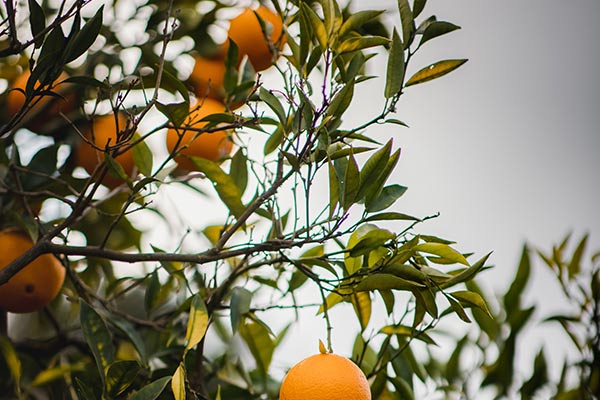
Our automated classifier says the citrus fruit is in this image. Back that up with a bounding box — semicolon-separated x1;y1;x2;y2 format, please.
5;69;77;133
0;230;65;314
279;353;372;400
75;112;136;188
190;53;228;101
228;6;286;72
166;98;233;171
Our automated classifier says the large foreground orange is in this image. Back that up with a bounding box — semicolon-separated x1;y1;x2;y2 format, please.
279;353;371;400
166;98;233;171
0;230;65;313
228;6;286;72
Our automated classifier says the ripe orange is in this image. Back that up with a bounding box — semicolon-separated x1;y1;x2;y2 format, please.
228;6;286;72
75;112;136;188
165;98;233;171
0;230;65;314
5;69;76;133
279;353;372;400
190;53;227;101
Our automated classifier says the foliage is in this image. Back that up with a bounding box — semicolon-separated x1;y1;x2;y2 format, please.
0;0;497;399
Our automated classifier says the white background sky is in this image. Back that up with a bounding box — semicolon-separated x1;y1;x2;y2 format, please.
269;0;600;394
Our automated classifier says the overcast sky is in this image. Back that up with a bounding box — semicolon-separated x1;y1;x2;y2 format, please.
271;0;600;393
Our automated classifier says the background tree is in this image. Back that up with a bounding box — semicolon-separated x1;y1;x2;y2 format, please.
3;0;587;399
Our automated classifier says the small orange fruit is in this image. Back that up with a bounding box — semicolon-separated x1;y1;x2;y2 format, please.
75;112;136;188
279;353;372;400
0;230;65;314
5;69;77;133
166;98;233;171
228;6;286;72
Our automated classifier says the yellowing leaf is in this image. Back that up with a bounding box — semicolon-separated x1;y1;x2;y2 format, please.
405;59;467;87
171;363;185;400
319;339;327;354
185;294;209;352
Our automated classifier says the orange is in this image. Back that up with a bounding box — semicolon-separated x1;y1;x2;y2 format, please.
166;98;233;171
228;6;286;72
190;51;228;101
0;230;65;314
5;69;77;133
279;353;372;400
75;112;136;188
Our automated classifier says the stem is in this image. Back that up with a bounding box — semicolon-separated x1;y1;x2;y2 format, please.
0;309;7;336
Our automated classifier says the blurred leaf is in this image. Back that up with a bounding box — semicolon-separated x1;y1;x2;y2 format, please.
385;29;405;98
31;362;86;386
264;125;284;155
190;157;245;219
106;360;140;397
567;234;587;279
171;363;185;400
0;336;21;394
419;21;460;47
390;376;414;400
405;59;468;87
230;287;252;333
447;296;471;323
520;349;548;397
328;159;340;216
129;376;171;400
239;321;275;380
440;252;491;288
80;299;115;388
451;290;492;317
319;339;327;354
131;132;153;177
156;102;189;127
185;294;209;352
364;212;419;222
413;242;469;266
144;271;160;315
336;35;389;54
504;244;531;312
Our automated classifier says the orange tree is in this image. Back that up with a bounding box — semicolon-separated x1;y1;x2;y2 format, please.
0;0;491;399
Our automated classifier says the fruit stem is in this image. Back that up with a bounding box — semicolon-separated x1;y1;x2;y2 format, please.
317;284;333;353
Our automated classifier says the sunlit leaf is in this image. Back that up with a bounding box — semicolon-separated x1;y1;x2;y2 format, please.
451;290;492;317
405;59;468;87
171;363;185;400
301;3;328;49
352;292;372;331
185;294;209;352
413;242;469;265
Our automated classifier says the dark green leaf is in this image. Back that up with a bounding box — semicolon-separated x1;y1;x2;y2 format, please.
64;7;103;62
419;21;460;47
230;149;248;195
520;349;548;397
106;360;139;397
413;0;427;18
365;184;407;212
349;229;395;257
397;0;415;49
156;102;189;127
364;212;419;222
342;152;360;210
259;87;287;125
239;321;275;380
131;132;153;177
264;125;284;155
336;35;389;54
301;3;328;49
109;317;148;366
339;10;385;37
326;80;355;118
503;245;530;311
356;274;425;292
129;376;171;400
440;252;491;289
405;59;468;87
28;0;46;48
385;28;405;98
80;299;115;387
230;287;252;333
356;140;392;201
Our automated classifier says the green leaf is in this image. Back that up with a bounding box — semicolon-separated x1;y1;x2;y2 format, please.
356;274;425;292
259;87;287;125
397;0;415;48
317;291;346;314
110;317;148;366
230;287;252;333
64;6;103;62
156;101;189;127
264;125;284;155
447;296;471;322
405;59;468;87
0;336;21;395
339;10;385;37
131;132;153;177
28;0;46;48
414;287;438;318
520;349;548;398
384;263;427;283
104;153;131;185
413;0;427;18
185;294;209;352
144;271;160;315
190;157;245;219
301;3;328;49
445;335;468;382
503;244;531;312
351;292;372;331
379;324;436;345
419;21;460;47
344;224;376;274
106;360;140;397
364;149;401;206
34;26;65;78
171;363;185;400
336;35;389;54
342;152;360;210
356;140;392;201
440;253;491;289
413;242;469;265
364;212;419;222
230;149;248;195
239;321;275;380
365;184;407;212
129;376;171;400
567;234;587;279
349;228;395;257
385;29;405;98
80;299;115;387
326;79;355;118
451;290;492;317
